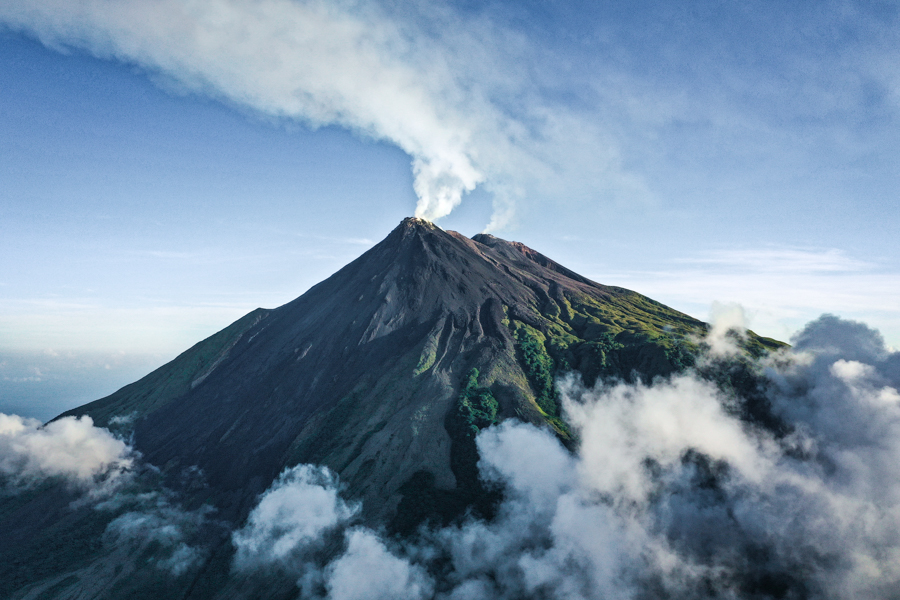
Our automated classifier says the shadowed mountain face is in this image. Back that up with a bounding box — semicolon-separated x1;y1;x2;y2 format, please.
61;218;775;528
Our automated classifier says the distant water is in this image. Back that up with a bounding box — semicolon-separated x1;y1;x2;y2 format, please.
0;351;166;422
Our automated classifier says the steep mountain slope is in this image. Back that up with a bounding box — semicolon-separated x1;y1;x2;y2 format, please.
4;218;784;598
64;219;783;523
66;219;721;521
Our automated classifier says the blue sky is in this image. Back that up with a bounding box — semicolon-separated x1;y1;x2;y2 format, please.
1;0;899;420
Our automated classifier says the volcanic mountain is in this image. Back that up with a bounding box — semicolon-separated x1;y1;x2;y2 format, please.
64;218;730;521
1;218;783;598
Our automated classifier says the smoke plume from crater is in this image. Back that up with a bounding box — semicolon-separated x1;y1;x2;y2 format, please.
0;0;503;223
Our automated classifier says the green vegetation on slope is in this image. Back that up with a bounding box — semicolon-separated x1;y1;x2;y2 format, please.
391;368;503;535
505;286;712;398
457;368;499;436
512;326;558;416
499;282;788;452
413;330;440;376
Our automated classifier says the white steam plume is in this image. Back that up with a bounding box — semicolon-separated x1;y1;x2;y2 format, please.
0;0;653;229
0;0;486;221
0;413;133;489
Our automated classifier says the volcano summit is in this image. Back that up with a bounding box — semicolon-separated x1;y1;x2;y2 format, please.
65;218;730;522
1;218;783;598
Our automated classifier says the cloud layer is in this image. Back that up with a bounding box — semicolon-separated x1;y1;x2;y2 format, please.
3;313;899;598
226;314;900;599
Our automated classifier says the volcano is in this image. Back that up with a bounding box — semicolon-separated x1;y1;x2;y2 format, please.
63;218;732;522
1;218;783;598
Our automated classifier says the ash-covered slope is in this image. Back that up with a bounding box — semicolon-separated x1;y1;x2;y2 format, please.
63;217;773;528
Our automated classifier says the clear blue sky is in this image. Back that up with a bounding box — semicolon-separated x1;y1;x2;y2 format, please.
2;0;899;419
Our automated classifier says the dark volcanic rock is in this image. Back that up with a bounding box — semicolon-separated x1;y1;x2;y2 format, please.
63;218;722;525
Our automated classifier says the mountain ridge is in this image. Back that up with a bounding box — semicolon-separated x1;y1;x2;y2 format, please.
59;217;781;527
3;217;789;599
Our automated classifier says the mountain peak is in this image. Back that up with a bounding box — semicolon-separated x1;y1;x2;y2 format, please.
395;216;441;237
57;219;720;531
3;219;789;598
400;216;436;228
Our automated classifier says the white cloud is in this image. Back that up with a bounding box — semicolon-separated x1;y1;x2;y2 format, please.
232;464;358;571
325;528;432;600
0;412;133;489
701;302;748;358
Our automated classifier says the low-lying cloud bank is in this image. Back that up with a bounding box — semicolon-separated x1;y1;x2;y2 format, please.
232;314;900;599
3;314;899;598
0;413;133;491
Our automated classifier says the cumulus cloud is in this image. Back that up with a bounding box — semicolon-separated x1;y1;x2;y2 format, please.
0;413;133;490
231;463;432;599
232;464;358;571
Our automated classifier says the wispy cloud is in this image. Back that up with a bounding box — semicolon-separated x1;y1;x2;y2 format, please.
0;0;659;230
675;247;875;274
0;299;258;353
594;246;900;346
103;492;212;576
